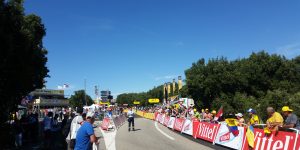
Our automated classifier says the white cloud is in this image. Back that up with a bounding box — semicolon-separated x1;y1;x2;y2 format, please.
155;75;177;81
276;43;300;58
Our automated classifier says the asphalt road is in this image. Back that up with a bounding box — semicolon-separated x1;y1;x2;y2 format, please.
116;118;228;150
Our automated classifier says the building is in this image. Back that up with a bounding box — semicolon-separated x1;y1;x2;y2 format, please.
30;89;69;109
100;90;111;102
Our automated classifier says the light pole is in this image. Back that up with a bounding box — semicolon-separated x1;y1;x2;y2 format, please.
84;79;87;106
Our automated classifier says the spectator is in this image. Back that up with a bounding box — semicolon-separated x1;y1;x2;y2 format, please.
281;106;300;130
13;119;23;148
66;108;84;150
266;107;283;131
194;109;201;119
247;108;260;126
210;110;216;120
203;109;209;120
43;112;53;149
235;113;245;127
74;115;99;150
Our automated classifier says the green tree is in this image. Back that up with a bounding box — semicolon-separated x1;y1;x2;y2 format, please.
69;90;94;108
0;0;49;123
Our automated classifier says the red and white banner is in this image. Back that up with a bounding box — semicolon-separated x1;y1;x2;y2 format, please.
101;118;110;130
167;117;176;129
174;118;185;132
214;123;246;150
181;119;193;135
193;120;200;138
159;114;165;124
296;136;300;150
252;128;298;150
194;122;220;143
155;114;162;122
163;116;170;126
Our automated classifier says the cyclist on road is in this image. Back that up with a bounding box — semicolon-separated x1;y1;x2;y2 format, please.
127;107;135;132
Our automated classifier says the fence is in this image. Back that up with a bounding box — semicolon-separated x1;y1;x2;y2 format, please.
137;111;300;150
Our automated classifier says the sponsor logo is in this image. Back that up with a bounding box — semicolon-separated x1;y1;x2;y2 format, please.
254;131;294;150
197;123;217;140
219;132;230;142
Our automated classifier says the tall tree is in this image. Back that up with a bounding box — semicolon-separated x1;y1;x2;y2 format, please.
69;90;94;108
0;0;49;124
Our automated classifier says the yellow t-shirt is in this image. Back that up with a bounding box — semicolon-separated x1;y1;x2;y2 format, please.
267;112;283;124
250;114;260;125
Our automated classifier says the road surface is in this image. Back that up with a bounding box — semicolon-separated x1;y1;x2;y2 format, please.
116;117;228;150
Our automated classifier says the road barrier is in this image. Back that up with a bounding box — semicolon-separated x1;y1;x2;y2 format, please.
136;111;300;150
113;114;126;130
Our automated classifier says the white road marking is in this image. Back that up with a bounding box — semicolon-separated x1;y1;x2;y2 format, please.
154;121;175;141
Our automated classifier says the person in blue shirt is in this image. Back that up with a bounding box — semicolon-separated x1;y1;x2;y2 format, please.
75;115;99;150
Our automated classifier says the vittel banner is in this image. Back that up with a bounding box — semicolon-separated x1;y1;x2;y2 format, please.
195;122;220;143
253;128;298;150
174;118;185;132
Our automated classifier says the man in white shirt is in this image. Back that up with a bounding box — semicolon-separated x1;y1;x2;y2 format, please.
67;108;84;150
127;107;135;132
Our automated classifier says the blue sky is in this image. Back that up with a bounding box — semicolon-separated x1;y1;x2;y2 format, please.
24;0;300;98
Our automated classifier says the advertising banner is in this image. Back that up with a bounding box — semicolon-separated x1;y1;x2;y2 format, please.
195;122;220;143
168;117;176;129
163;116;170;126
159;114;165;124
181;119;193;135
193;120;200;138
174;118;185;132
156;114;162;122
252;128;298;150
214;123;245;150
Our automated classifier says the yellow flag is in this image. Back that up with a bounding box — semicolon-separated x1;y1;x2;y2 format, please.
167;82;171;94
246;126;255;148
172;79;176;94
178;76;182;90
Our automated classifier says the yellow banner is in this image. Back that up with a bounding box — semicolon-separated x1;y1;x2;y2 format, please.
148;98;160;103
133;101;140;105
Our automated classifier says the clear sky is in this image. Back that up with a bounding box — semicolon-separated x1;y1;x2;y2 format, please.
24;0;300;98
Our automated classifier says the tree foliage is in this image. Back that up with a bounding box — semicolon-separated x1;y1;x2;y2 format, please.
69;90;94;108
0;0;49;123
185;51;300;121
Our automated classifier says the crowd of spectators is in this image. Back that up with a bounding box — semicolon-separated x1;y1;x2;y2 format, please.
139;104;300;133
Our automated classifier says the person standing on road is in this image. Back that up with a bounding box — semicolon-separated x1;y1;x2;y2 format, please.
127;107;135;132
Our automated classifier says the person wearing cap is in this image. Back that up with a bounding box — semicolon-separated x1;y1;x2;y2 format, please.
75;113;99;150
203;109;210;120
247;108;260;126
266;107;284;131
281;106;300;130
235;113;245;127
